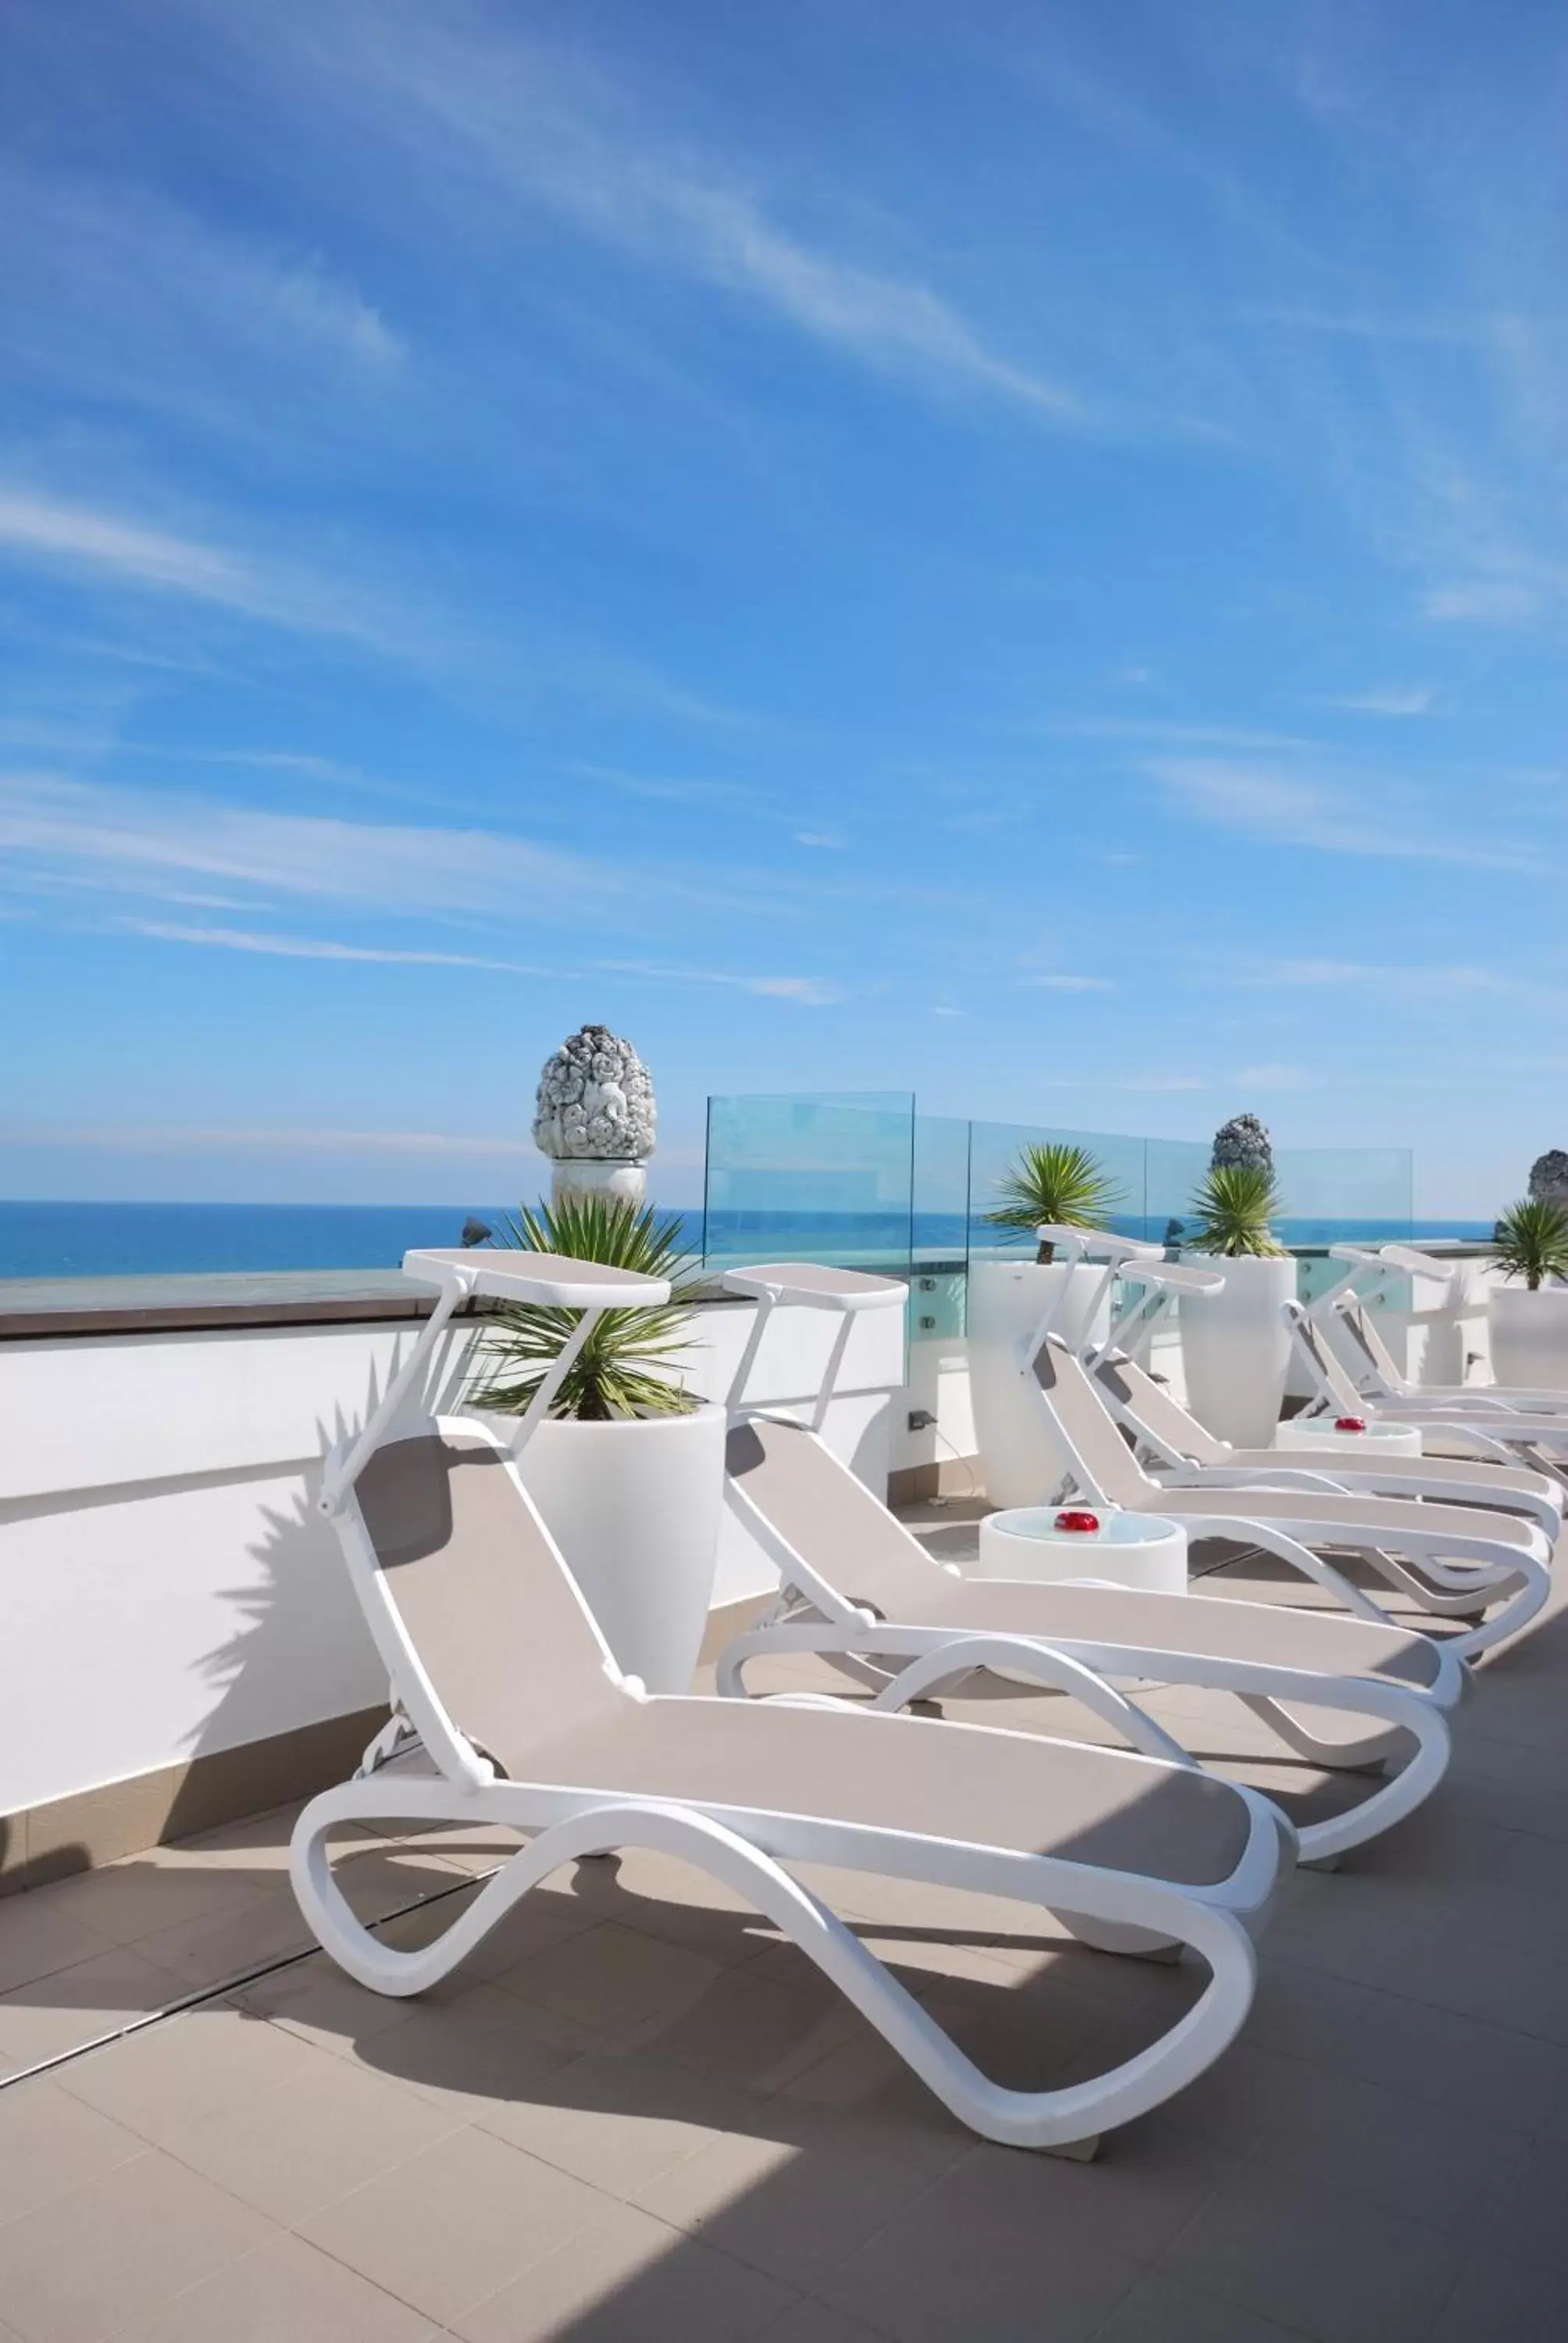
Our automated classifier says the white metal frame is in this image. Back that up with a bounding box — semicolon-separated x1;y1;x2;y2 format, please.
718;1263;1456;1862
298;1301;1288;2150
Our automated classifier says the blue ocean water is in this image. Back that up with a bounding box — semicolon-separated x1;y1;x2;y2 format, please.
0;1201;566;1282
0;1199;1493;1282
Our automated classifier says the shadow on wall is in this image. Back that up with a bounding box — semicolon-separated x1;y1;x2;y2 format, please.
160;1322;482;1845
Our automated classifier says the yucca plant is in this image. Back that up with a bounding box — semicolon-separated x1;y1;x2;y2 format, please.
1186;1162;1287;1258
985;1141;1124;1264
1493;1196;1568;1292
468;1193;704;1421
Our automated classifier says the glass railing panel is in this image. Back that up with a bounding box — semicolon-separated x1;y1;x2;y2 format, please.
700;1092;915;1276
911;1113;971;1338
1273;1147;1414;1246
1144;1137;1211;1250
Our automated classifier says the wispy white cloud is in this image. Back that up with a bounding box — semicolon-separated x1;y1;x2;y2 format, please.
1247;958;1561;1006
597;959;837;1004
1422;580;1541;625
567;762;764;810
1232;1061;1313;1091
1329;686;1435;717
0;770;966;947
1035;1068;1209;1093
0;164;404;439
123;918;838;1001
1245;306;1523;348
0;492;742;719
1047;717;1311;751
1149;756;1541;872
0;771;618;922
0;1120;536;1157
1027;973;1116;992
121;920;558;974
1034;1061;1314;1096
219;0;1087;428
0;488;420;656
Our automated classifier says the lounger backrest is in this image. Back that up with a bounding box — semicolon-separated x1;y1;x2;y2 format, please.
1095;1352;1228;1464
725;1416;934;1617
1290;1307;1364;1411
1336;1300;1399;1391
352;1428;621;1765
1031;1338;1151;1503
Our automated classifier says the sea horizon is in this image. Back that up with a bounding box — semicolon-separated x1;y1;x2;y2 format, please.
0;1196;1498;1284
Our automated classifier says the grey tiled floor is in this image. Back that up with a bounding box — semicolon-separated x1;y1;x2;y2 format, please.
2;1515;1568;2339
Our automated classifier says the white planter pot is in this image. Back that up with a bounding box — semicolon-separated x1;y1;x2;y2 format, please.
966;1259;1111;1510
1488;1286;1568;1391
501;1400;725;1693
1179;1254;1296;1450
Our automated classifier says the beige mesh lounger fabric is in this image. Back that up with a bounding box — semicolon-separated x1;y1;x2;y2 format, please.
721;1418;1457;1863
1092;1350;1565;1539
294;1418;1288;2154
1031;1338;1552;1659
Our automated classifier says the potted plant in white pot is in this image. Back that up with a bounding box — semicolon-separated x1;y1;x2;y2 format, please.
1488;1196;1568;1389
968;1142;1124;1507
1179;1161;1296;1446
468;1193;724;1693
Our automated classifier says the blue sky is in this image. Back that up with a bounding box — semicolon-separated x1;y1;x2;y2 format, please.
2;0;1564;1214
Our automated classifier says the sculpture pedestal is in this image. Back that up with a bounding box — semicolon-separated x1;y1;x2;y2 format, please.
549;1159;647;1208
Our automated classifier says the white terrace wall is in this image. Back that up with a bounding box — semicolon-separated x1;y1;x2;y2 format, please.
0;1297;903;1819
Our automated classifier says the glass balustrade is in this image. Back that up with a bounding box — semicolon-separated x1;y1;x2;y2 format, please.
701;1092;1416;1345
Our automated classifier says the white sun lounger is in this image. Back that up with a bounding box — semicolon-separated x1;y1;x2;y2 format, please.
1288;1300;1568;1482
1317;1245;1568;1418
1093;1343;1564;1539
294;1247;1288;2156
717;1265;1456;1864
1065;1249;1562;1535
1030;1332;1552;1657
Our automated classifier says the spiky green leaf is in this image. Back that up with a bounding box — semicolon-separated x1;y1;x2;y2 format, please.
467;1192;704;1421
984;1141;1124;1263
1185;1161;1286;1259
1493;1196;1568;1293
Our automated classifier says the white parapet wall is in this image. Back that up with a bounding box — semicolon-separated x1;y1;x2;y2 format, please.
0;1294;904;1823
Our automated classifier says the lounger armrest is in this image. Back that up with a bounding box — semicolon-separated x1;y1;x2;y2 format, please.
403;1246;670;1309
722;1263;908;1311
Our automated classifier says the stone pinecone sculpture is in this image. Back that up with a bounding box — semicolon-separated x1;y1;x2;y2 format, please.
1527;1150;1568;1204
533;1025;657;1163
1211;1113;1274;1174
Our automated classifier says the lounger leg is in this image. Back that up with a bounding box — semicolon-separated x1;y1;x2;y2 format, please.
1445;1553;1551;1657
290;1786;1264;2155
1231;1694;1452;1864
868;1637;1195;1767
1236;1694;1399;1774
1348;1548;1551;1660
717;1612;894;1700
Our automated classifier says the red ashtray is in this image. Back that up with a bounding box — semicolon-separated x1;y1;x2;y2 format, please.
1054;1509;1102;1534
1334;1416;1368;1434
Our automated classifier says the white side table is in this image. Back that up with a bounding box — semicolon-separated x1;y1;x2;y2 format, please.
975;1507;1188;1593
1274;1417;1423;1458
